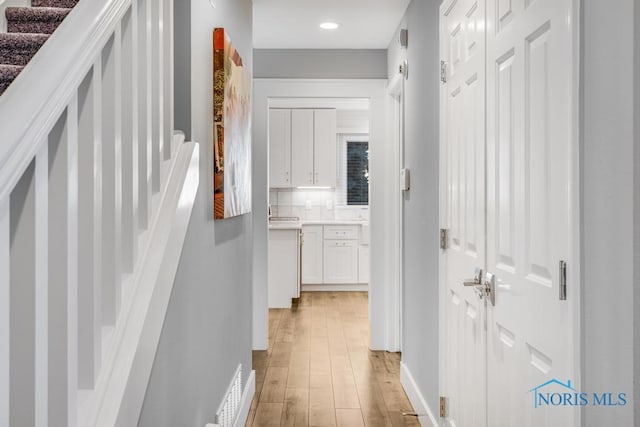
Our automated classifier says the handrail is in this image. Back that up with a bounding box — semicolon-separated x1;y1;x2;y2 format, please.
0;0;131;202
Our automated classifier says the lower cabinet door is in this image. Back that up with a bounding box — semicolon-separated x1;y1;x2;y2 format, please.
268;230;298;308
301;225;323;284
323;240;358;284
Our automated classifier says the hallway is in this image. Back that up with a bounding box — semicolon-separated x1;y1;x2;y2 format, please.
246;292;420;426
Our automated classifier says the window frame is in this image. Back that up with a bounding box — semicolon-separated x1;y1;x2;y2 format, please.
336;133;370;207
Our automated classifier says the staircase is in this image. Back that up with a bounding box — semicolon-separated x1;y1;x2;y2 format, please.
0;0;194;425
0;0;78;94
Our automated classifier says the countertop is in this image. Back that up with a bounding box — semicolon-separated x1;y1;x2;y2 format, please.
268;219;369;230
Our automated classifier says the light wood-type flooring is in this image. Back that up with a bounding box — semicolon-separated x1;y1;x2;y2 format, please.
246;292;420;427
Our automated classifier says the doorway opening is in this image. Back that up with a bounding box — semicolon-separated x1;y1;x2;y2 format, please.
253;79;399;354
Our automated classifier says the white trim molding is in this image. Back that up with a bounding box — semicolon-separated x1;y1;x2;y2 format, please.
401;362;438;427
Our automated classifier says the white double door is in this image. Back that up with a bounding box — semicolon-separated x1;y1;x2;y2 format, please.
441;0;576;425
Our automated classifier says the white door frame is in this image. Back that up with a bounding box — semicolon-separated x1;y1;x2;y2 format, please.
437;0;582;424
387;74;404;352
252;79;400;352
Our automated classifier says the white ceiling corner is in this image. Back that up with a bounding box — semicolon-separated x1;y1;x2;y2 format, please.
252;0;410;49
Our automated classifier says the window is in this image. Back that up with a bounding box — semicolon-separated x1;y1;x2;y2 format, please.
346;141;369;205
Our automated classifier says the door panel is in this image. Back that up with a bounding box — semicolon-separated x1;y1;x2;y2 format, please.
291;109;314;187
441;0;487;425
268;109;291;188
323;240;358;284
313;109;337;187
301;225;323;284
486;0;574;425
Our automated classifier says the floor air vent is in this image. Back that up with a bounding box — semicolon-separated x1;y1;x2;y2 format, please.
207;364;243;427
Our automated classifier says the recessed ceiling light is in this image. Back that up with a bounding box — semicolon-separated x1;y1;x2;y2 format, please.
320;22;340;30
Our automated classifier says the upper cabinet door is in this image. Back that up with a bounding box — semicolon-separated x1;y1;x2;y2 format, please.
313;109;337;188
291;109;315;187
268;109;292;188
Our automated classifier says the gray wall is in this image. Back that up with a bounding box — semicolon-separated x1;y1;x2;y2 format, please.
173;0;191;140
253;49;387;79
582;0;636;425
138;0;254;426
387;0;441;415
635;0;640;421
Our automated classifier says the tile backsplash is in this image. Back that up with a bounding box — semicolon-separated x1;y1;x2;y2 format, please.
269;188;369;221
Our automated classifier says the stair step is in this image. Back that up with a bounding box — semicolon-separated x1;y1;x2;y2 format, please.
6;7;72;34
32;0;79;8
0;33;49;66
0;64;24;95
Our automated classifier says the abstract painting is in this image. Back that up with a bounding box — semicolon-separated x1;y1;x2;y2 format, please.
213;28;252;219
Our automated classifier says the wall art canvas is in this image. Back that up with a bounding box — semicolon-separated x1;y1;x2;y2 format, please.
213;28;252;219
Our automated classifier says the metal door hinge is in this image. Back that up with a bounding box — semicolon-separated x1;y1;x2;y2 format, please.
439;396;448;418
559;260;567;300
440;61;447;83
440;229;449;250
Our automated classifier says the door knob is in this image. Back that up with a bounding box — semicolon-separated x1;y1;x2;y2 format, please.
463;268;483;287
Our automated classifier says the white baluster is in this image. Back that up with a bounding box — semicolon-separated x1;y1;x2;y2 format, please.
121;6;139;273
138;0;152;229
67;96;79;427
0;196;9;427
78;64;103;390
47;96;79;427
101;28;123;326
151;0;161;193
34;141;48;427
9;161;37;427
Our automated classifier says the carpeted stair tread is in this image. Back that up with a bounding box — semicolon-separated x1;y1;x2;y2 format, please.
6;7;72;34
0;64;24;95
32;0;79;8
0;1;79;97
0;33;49;66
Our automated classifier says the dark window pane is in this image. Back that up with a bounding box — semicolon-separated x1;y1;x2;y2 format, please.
347;141;369;205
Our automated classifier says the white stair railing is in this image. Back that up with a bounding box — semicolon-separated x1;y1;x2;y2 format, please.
0;0;200;425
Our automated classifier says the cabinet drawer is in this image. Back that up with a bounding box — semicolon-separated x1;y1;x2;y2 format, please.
323;225;358;240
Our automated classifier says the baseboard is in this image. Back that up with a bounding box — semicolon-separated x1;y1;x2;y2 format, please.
400;362;439;427
233;370;256;427
301;284;369;292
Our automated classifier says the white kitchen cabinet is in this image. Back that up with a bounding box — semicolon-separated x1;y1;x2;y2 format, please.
268;229;299;308
324;225;359;240
291;109;315;187
301;225;323;284
268;109;291;188
313;109;337;188
323;240;359;284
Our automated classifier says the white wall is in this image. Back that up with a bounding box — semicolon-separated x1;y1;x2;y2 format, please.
138;0;254;425
386;0;441;415
254;49;387;79
253;79;394;351
582;0;636;424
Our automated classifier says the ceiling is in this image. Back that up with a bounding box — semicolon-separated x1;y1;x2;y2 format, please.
253;0;411;49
